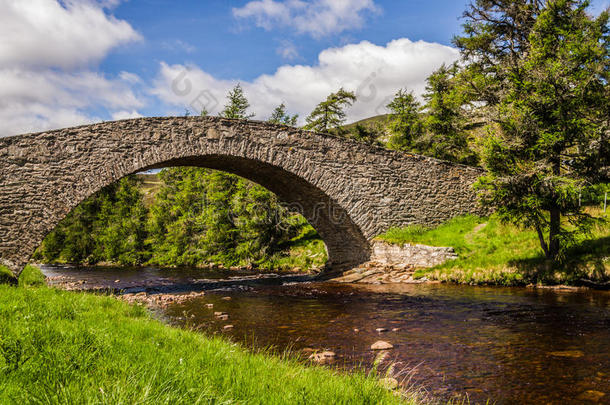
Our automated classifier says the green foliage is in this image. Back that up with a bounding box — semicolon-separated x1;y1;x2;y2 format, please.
458;0;610;260
382;73;478;165
221;83;255;119
304;88;357;132
345;123;385;145
0;286;406;404
36;176;149;266
453;0;543;106
385;89;424;151
268;102;298;126
419;64;479;165
147;167;314;268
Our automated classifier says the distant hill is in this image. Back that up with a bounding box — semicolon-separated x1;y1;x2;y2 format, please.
344;114;389;130
136;173;162;207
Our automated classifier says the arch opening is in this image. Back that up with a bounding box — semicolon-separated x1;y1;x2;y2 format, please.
28;155;371;277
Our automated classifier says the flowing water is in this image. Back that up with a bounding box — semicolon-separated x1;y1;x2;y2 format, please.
42;265;610;404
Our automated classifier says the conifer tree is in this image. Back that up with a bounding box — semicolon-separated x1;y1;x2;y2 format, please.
268;103;298;126
304;88;356;132
458;0;610;260
221;84;255;119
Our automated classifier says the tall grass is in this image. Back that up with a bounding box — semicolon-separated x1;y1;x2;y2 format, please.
0;277;411;404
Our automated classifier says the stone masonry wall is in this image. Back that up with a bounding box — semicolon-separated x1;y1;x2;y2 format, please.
370;240;458;268
0;116;487;277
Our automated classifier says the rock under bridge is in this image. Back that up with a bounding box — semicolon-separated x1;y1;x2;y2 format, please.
0;116;486;278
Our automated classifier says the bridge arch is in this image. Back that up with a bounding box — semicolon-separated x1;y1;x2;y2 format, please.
0;116;486;277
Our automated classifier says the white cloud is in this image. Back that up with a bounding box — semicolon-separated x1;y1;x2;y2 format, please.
233;0;381;38
112;110;144;120
0;0;140;69
0;69;144;135
151;38;459;123
0;0;144;137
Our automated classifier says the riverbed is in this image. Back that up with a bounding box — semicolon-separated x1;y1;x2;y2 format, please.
42;265;610;404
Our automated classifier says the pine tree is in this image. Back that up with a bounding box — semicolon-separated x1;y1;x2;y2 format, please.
304;88;356;132
420;64;479;165
268;103;298;126
385;89;424;152
221;84;255;119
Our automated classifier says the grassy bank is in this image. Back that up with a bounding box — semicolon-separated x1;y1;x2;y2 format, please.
0;271;408;404
377;212;609;286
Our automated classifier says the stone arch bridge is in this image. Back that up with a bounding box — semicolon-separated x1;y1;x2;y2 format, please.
0;117;486;278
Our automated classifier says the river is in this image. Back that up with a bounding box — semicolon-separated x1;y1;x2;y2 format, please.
42;265;610;404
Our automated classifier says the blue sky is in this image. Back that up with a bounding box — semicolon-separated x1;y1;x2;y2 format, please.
1;0;608;136
101;0;470;81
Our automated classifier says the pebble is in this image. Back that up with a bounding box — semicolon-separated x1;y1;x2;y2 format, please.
376;328;388;333
308;351;336;363
223;325;234;330
222;296;232;301
206;303;214;308
371;341;394;350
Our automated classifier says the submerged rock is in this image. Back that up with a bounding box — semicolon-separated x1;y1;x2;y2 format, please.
548;350;584;358
576;390;605;402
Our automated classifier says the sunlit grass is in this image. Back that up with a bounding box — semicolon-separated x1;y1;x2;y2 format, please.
0;268;416;404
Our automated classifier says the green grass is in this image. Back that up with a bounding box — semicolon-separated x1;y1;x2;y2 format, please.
265;225;328;271
0;269;411;405
377;213;610;286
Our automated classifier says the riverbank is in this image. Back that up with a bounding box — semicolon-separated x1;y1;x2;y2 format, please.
376;213;609;287
0;271;417;404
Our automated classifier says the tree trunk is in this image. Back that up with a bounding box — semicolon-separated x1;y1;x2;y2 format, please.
548;207;561;261
548;158;562;261
535;223;549;258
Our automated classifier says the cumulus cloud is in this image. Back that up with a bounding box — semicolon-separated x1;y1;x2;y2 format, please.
0;0;143;137
233;0;381;38
0;0;140;69
151;38;459;124
0;69;144;135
